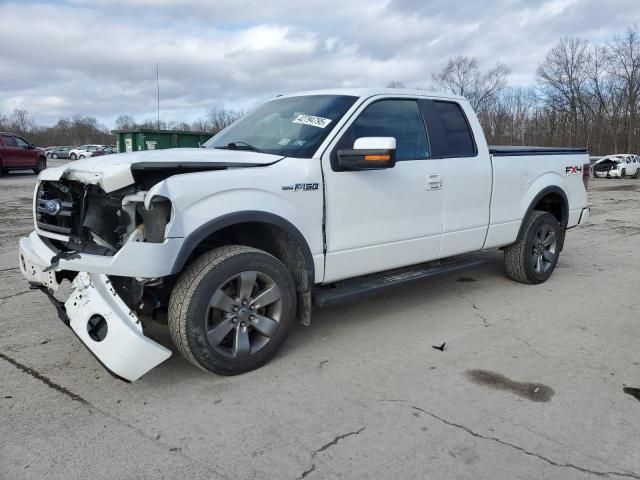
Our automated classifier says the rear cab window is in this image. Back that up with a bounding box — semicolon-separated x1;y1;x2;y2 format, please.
420;100;477;158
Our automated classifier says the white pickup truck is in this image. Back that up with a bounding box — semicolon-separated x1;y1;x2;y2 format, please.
18;88;591;381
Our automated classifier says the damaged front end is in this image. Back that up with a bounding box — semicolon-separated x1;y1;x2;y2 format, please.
22;178;177;381
20;151;278;380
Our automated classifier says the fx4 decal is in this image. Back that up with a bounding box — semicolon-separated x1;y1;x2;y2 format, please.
282;183;319;191
566;165;582;175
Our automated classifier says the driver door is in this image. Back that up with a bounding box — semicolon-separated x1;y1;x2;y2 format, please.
321;98;444;283
14;136;34;167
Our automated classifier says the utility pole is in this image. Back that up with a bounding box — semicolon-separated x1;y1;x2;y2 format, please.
156;62;160;146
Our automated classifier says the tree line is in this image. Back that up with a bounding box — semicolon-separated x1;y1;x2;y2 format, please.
3;26;638;155
0;108;242;148
422;25;640;155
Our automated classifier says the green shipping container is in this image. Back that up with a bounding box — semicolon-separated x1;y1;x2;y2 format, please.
111;129;213;153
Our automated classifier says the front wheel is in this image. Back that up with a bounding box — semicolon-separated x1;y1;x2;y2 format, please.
69;153;77;160
33;158;46;174
52;153;58;159
621;169;626;178
504;211;561;284
168;246;296;376
79;154;85;159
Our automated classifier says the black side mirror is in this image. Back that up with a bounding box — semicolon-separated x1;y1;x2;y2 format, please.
28;143;35;149
336;137;396;171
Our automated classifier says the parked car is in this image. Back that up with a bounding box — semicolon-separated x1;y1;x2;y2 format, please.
0;132;47;175
593;154;639;178
91;146;117;157
47;146;73;159
42;147;57;157
19;88;590;381
618;154;640;178
68;144;103;160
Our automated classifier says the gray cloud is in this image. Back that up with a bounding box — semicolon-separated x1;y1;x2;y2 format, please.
1;0;638;127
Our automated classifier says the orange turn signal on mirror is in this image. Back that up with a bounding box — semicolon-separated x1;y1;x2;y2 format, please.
364;154;390;161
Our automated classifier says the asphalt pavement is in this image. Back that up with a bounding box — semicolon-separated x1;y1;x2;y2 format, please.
1;160;639;479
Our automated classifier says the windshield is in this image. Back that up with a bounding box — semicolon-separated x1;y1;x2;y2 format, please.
204;95;358;158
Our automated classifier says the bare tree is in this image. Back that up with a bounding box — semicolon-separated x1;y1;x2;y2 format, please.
114;114;136;130
385;80;406;88
432;56;510;112
536;37;591;147
608;25;640;152
205;107;241;133
8;109;34;135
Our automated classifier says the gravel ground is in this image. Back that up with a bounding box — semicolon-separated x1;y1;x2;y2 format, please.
1;160;639;479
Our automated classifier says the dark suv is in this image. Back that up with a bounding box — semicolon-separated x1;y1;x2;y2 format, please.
0;132;47;175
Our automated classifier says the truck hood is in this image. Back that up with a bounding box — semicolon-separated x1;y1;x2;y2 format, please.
39;148;284;192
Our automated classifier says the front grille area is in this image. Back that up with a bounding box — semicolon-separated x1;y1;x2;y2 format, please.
36;181;83;236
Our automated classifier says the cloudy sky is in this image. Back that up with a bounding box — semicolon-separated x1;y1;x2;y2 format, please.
1;0;639;127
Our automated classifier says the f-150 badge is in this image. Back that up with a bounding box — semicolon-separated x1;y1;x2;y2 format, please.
281;183;319;191
566;165;582;175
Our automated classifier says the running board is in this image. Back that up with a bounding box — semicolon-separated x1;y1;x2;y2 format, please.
313;253;493;308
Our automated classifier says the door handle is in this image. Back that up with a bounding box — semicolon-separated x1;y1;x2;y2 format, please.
426;174;442;191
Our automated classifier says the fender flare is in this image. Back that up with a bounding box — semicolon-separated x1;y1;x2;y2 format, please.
170;211;315;285
515;185;569;245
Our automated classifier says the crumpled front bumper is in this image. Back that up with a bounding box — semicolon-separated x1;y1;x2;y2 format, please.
19;235;172;382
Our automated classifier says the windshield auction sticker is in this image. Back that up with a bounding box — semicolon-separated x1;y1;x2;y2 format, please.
292;114;332;128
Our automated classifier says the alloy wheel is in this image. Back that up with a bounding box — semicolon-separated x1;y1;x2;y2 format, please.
205;271;283;359
531;224;557;274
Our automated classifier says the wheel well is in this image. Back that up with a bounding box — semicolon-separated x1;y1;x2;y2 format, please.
532;192;566;225
179;221;314;324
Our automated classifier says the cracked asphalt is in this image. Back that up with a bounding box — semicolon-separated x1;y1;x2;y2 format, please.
1;160;640;479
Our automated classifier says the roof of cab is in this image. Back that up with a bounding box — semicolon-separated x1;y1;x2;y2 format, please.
275;88;466;102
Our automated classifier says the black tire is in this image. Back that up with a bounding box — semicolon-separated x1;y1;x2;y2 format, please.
70;153;77;160
79;154;85;159
621;169;626;178
504;211;562;285
633;169;639;179
52;153;58;159
33;157;46;174
168;245;296;376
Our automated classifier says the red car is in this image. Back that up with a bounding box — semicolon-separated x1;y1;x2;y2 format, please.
0;132;47;175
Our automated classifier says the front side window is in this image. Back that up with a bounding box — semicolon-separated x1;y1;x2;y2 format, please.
205;95;358;158
14;137;30;148
333;99;429;161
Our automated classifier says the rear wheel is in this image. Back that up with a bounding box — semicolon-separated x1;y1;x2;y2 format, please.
69;153;77;160
621;169;626;178
79;154;85;159
169;246;296;376
504;211;561;284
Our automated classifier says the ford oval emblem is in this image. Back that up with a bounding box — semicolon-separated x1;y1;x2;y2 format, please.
44;199;62;215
